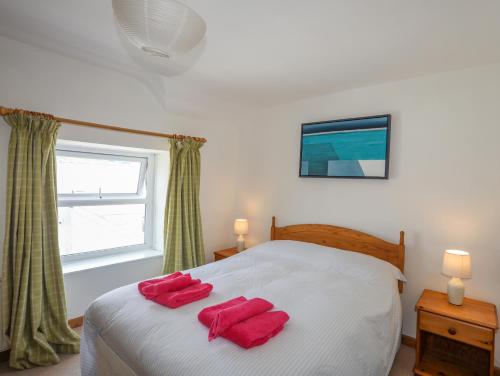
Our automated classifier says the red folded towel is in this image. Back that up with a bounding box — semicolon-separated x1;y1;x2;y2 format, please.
208;298;274;341
199;297;289;349
142;274;200;299
152;283;213;309
223;311;290;349
138;272;182;295
198;296;247;327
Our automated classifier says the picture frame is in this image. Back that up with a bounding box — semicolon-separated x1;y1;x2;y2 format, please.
299;114;391;179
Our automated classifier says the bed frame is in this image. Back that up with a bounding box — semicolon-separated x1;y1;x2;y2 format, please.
270;216;405;293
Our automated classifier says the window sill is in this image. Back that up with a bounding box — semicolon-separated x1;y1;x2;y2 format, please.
62;249;163;275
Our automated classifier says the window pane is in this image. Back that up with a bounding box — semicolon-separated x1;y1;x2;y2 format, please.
58;204;145;255
57;153;143;194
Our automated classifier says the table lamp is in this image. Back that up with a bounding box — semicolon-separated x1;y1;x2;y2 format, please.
234;219;248;252
442;249;471;306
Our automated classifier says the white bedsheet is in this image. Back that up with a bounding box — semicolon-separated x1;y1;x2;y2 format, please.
81;240;404;376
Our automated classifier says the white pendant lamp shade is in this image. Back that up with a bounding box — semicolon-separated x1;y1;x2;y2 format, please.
112;0;206;58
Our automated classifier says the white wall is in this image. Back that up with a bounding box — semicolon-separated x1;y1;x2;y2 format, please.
234;63;500;365
0;36;241;324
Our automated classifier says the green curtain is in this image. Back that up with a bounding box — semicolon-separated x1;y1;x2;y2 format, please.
162;138;205;273
1;112;79;369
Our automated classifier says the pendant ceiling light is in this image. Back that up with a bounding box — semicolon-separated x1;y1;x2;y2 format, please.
112;0;206;59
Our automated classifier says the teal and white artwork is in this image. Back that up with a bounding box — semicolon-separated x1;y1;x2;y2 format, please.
300;115;390;179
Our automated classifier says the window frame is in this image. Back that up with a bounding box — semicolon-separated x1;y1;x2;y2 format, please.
56;145;156;263
56;149;148;199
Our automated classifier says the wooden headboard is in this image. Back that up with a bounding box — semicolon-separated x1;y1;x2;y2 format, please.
270;216;405;293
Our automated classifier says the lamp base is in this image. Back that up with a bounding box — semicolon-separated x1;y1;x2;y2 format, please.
447;277;465;305
236;236;245;252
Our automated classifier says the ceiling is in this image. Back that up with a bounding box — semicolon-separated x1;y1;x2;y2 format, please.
1;0;500;110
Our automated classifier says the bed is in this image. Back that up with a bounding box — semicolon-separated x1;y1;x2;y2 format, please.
81;217;406;376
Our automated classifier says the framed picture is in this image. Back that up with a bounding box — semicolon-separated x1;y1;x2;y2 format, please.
299;114;391;179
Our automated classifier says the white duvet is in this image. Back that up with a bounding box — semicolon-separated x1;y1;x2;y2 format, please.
81;240;404;376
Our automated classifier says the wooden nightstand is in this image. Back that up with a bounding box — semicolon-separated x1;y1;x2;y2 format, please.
415;289;498;376
213;247;238;261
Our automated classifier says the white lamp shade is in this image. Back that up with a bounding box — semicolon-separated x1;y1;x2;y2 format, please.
442;250;471;279
112;0;206;58
234;219;249;235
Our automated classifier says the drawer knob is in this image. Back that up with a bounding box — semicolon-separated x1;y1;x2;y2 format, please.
448;327;457;335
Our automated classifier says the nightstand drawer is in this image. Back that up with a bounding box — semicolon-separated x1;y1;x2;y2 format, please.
420;311;494;350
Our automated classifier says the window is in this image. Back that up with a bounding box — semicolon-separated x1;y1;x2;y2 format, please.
56;146;155;261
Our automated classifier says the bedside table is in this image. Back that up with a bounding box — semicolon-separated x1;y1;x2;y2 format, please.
415;289;498;376
213;247;238;261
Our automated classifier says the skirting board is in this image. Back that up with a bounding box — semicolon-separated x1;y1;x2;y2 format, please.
0;315;84;363
401;334;416;348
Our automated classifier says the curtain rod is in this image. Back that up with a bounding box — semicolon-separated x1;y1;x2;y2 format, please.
0;106;207;143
